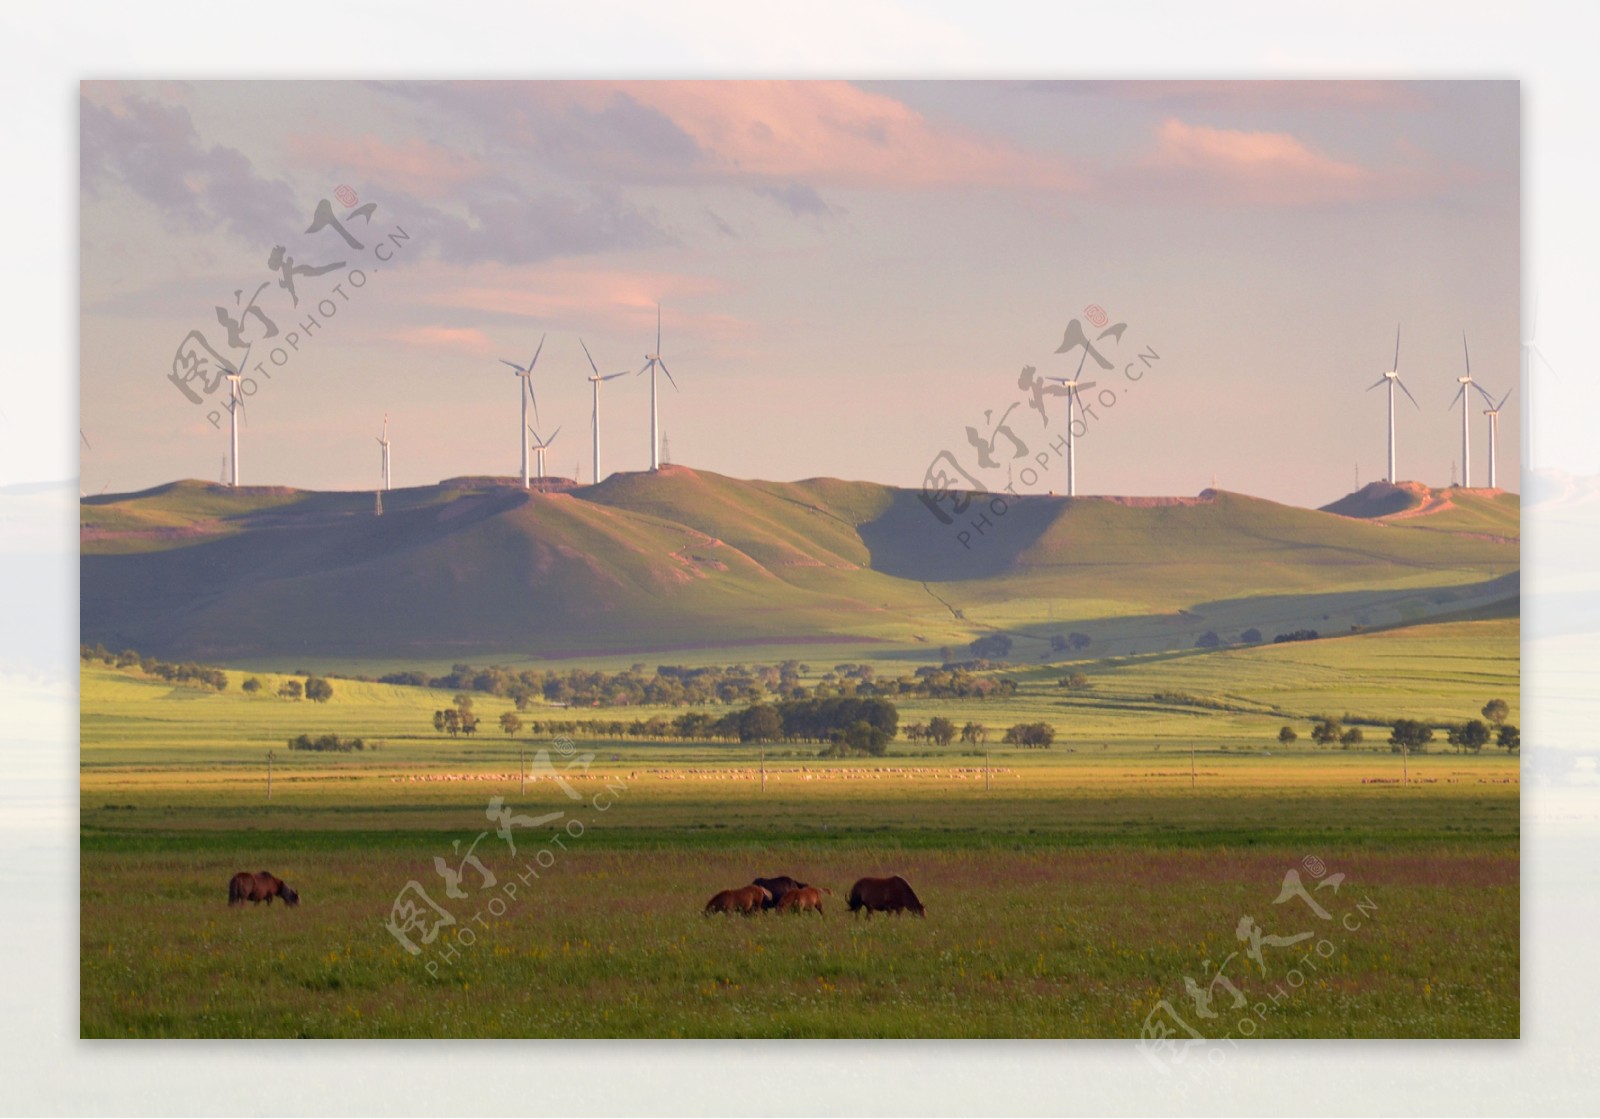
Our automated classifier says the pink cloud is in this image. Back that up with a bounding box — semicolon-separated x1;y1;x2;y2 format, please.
391;325;496;356
1130;118;1389;207
557;80;1083;192
1086;80;1431;113
287;134;487;200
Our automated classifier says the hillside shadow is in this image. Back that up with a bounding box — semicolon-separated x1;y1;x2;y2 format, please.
857;490;1064;581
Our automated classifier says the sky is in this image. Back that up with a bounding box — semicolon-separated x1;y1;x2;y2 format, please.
78;79;1522;507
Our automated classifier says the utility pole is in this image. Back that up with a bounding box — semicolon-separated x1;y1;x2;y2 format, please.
1402;741;1409;786
520;749;525;796
1190;746;1196;789
985;750;990;793
267;749;275;800
760;746;766;793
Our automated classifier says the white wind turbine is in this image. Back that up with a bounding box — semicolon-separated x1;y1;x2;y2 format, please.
222;346;251;488
1483;387;1513;490
1367;326;1418;484
1449;333;1495;489
1042;349;1097;497
636;304;679;471
376;413;392;491
581;338;629;485
500;335;546;488
527;424;561;481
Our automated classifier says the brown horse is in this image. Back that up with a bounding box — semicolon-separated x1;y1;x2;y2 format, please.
847;875;924;917
778;885;830;915
228;871;300;907
704;884;770;915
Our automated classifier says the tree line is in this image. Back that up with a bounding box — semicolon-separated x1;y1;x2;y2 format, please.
1275;698;1518;753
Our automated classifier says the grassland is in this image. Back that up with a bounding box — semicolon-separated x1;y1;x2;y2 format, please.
79;615;1519;1039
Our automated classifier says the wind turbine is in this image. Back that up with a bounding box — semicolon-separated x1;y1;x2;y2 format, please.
1042;349;1097;497
1367;326;1418;484
581;338;629;484
215;345;252;488
376;413;391;491
500;335;546;488
527;425;561;480
1449;333;1495;488
636;304;679;471
1483;387;1513;490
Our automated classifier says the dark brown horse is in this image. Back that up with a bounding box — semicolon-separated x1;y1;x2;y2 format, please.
704;884;770;915
752;875;807;910
228;871;300;907
847;875;924;917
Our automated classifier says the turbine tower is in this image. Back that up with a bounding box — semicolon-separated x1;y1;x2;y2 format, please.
527;425;561;480
636;304;679;471
1449;333;1494;489
500;335;546;488
1041;349;1096;497
1483;387;1513;490
376;413;391;491
581;338;629;485
225;371;244;487
1366;325;1418;484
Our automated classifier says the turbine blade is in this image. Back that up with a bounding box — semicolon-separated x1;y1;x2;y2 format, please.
80;429;91;451
1449;385;1464;409
1496;388;1513;410
579;338;601;377
1368;378;1388;391
1077;380;1098;393
603;370;629;382
636;360;651;378
500;359;523;371
1396;377;1420;409
1462;331;1471;376
548;425;561;444
1472;382;1496;407
1393;324;1401;372
528;333;547;370
658;359;679;391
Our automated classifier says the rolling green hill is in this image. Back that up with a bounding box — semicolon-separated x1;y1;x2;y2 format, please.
80;468;1519;664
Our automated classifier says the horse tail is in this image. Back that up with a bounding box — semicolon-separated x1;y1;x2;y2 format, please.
228;875;243;905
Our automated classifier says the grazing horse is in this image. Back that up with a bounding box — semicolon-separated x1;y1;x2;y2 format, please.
752;875;807;910
847;875;924;918
778;885;830;915
228;870;300;907
704;884;770;915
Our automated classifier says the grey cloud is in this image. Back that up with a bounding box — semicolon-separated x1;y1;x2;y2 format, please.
752;182;842;219
80;94;301;244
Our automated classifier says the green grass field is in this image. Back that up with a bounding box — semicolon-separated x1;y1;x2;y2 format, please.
79;616;1519;1039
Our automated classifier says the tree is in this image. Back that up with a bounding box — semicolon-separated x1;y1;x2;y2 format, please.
927;716;957;747
499;711;523;737
1059;673;1089;690
905;722;927;745
1481;699;1510;727
939;645;955;665
1277;725;1298;746
1240;628;1263;644
1311;717;1342;747
1067;632;1092;651
1496;724;1519;752
969;634;1013;659
961;721;987;746
1003;723;1055;748
304;676;333;703
433;710;447;735
738;704;782;743
442;709;462;737
242;677;262;694
1389;719;1434;754
1457;719;1491;753
277;679;303;700
843;720;889;756
1339;727;1364;749
1195;630;1221;649
1049;634;1069;654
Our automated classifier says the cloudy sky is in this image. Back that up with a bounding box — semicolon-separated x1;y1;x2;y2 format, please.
79;80;1519;506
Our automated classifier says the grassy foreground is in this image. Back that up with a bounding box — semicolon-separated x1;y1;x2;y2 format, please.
79;621;1519;1039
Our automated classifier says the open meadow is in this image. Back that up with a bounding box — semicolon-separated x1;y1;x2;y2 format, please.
80;619;1519;1038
